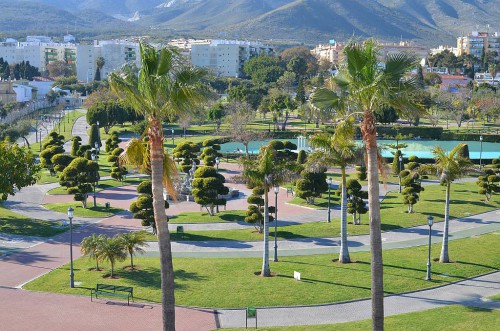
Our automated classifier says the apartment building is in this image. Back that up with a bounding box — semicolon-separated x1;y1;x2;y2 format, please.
457;31;500;57
190;40;274;77
311;40;345;67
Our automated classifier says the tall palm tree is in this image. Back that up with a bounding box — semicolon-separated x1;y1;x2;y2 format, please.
423;144;474;263
312;39;419;330
80;234;106;271
97;236;127;278
118;231;149;269
308;125;357;263
109;42;209;331
242;145;290;276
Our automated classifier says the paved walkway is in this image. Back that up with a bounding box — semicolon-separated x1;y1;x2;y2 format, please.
217;271;500;328
2;123;499;331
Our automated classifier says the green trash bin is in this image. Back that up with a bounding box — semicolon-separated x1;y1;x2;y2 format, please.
105;202;110;210
246;307;257;328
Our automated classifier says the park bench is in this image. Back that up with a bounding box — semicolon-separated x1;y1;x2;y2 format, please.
286;187;294;197
90;284;134;305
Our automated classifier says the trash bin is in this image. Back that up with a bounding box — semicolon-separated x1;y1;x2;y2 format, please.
246;307;257;328
105;202;110;210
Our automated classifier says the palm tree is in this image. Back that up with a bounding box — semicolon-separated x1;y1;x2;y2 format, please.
109;42;209;331
95;57;105;81
118;231;149;269
423;144;474;263
308;126;357;263
80;234;106;271
97;236;127;278
312;39;419;330
242;145;290;276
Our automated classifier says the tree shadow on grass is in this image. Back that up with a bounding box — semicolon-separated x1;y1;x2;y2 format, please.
277;274;375;292
118;267;206;291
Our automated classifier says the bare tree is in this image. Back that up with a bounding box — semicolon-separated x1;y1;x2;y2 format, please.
226;101;263;157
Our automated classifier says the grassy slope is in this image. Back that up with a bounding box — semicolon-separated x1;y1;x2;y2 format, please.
43;202;123;218
0;205;66;237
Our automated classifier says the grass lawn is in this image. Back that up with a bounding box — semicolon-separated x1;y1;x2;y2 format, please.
47;177;144;195
43;202;123;218
167;210;246;224
288;194;340;209
488;294;500;300
146;182;499;242
223;305;500;331
0;205;67;237
23;232;500;307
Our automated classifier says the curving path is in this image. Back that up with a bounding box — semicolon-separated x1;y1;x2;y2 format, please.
1;122;498;331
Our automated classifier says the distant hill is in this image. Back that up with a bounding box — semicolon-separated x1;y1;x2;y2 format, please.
2;0;500;46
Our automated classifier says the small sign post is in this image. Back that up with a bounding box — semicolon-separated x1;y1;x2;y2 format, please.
294;271;301;281
246;307;257;329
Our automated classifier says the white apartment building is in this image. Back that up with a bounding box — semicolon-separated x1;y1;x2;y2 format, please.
311;40;345;67
0;38;140;83
190;40;274;77
457;31;500;57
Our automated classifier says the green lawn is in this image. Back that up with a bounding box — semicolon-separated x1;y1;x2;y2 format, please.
145;182;499;242
0;205;67;237
23;232;500;308
43;202;123;218
47;177;144;195
223;305;500;331
488;294;500;300
287;194;340;209
168;210;246;224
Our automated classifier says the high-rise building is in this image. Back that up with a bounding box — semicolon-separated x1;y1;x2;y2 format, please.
457;31;500;57
190;40;274;77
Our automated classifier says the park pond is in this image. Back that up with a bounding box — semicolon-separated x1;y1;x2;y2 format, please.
220;139;500;159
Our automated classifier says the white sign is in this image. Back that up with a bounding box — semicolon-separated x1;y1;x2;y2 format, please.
293;271;301;281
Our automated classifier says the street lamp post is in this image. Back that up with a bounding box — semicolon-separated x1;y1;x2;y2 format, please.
39;129;43;151
327;177;333;223
171;129;175;145
273;185;279;262
398;155;403;193
215;157;220;172
479;135;483;170
68;207;75;288
426;216;434;281
91;153;98;207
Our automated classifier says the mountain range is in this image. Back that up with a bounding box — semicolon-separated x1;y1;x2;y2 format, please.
1;0;499;46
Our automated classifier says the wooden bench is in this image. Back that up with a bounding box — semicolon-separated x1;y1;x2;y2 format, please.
90;284;134;305
286;187;294;197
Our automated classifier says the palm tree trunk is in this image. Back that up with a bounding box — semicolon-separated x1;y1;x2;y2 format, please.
261;187;271;276
361;111;384;331
110;261;114;278
130;252;134;269
149;119;176;331
339;166;350;263
440;182;451;263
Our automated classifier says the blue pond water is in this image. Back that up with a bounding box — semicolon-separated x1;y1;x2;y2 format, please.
220;139;500;160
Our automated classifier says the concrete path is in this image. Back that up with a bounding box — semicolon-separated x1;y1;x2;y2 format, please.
217;271;500;328
62;109;88;152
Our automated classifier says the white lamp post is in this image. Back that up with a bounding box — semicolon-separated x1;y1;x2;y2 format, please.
327;177;333;223
215;157;220;172
426;216;434;281
479;135;483;170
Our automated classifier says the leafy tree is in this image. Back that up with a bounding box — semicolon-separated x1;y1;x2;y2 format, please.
295;170;328;204
400;169;424;213
105;131;121;153
207;102;225;132
117;231;149;269
51;154;74;173
228;83;267;110
457;144;470;159
130;180;169;235
40;133;65;176
295;79;306;104
88;124;101;149
200;145;222;166
191;166;228;216
297;150;307;164
96;235;127;278
109;42;208;330
109;147;127;181
344;179;368;225
71;136;82;157
424;72;442;86
0;140;40;201
0;57;10;80
286;56;308;78
173;141;200;173
245;186;275;233
356;165;367;181
392;149;403;176
280;46;319;75
375;106;399;124
476;169;500;201
312;39;418;329
87;101;129;134
80;234;106;271
59;157;99;208
243;55;285;83
421;144;474;263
